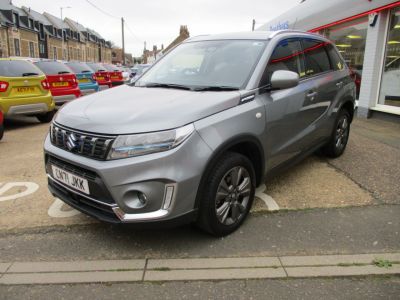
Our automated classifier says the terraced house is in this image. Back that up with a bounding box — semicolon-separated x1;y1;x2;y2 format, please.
43;12;83;61
21;6;59;59
0;1;39;58
65;18;112;63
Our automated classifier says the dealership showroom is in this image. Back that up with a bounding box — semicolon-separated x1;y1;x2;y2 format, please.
259;0;400;117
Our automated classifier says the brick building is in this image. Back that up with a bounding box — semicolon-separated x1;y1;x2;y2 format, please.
0;1;39;58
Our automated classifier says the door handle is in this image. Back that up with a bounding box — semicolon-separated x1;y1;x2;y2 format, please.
336;81;344;88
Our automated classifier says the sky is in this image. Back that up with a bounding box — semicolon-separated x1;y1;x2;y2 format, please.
11;0;300;56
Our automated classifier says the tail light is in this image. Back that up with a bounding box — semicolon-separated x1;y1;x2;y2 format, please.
41;79;50;90
0;81;9;92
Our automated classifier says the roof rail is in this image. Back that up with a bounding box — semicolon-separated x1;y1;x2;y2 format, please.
268;30;321;39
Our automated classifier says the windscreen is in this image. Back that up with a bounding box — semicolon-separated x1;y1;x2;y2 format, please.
34;61;72;75
66;62;93;74
0;60;44;77
137;40;267;89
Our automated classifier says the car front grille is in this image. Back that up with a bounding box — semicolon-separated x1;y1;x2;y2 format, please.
50;123;115;160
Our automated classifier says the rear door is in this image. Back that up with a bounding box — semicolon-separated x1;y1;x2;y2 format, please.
300;39;345;141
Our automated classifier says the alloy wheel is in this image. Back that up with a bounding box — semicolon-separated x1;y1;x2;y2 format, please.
215;166;251;226
335;115;349;151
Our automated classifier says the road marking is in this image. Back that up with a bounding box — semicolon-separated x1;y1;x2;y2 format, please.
255;184;279;211
0;182;39;202
47;198;81;218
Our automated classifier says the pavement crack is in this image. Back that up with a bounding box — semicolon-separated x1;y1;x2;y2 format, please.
142;258;148;282
278;256;288;278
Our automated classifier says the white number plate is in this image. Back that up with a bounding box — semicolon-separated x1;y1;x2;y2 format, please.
51;165;90;195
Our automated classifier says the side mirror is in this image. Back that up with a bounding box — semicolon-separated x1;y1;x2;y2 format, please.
270;70;299;90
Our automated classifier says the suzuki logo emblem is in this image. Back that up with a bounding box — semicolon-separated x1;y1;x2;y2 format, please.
23;80;29;86
60;77;63;81
66;133;78;151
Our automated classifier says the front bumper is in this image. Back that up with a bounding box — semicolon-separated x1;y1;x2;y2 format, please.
44;131;212;223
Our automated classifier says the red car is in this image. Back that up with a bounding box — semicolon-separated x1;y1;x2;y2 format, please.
0;109;4;141
34;60;81;105
102;64;124;87
86;63;112;89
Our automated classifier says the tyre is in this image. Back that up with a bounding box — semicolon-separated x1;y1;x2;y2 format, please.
36;111;55;123
0;124;3;141
322;109;351;158
196;152;256;236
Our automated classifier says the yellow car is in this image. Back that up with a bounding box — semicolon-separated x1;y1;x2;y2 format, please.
0;58;55;123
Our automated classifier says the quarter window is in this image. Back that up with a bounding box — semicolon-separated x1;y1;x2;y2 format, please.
326;43;345;71
302;39;331;76
261;39;305;86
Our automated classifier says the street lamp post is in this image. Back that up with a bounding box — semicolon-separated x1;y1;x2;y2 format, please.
60;6;71;60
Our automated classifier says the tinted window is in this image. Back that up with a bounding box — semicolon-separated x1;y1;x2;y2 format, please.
303;39;331;76
34;61;72;75
0;60;43;77
326;44;345;71
262;39;305;86
87;63;107;72
67;62;93;73
103;64;120;71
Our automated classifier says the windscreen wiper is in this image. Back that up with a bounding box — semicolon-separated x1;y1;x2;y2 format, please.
22;72;39;77
144;83;192;90
58;71;70;74
193;86;239;92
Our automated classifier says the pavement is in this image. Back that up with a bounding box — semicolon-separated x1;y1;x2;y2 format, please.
0;115;399;296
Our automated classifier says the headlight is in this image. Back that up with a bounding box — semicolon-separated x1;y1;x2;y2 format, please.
108;123;195;160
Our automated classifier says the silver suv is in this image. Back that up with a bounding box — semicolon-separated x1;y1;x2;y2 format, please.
44;31;355;236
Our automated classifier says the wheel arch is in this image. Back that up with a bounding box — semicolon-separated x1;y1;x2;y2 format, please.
194;134;265;210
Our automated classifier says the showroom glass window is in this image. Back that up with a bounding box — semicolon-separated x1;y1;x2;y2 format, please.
320;16;368;99
378;7;400;108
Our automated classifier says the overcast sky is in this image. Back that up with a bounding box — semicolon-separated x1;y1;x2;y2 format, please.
12;0;300;56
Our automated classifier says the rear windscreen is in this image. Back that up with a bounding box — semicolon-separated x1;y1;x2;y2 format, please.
103;64;120;72
66;62;93;74
87;63;107;72
0;60;44;77
34;61;72;75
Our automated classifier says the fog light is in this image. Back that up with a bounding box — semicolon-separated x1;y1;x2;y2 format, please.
163;186;174;210
138;192;147;205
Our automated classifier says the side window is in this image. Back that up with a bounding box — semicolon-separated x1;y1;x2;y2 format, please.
260;39;305;86
302;39;331;76
326;43;345;71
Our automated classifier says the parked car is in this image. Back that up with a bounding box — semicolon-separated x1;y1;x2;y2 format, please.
102;64;124;87
65;62;99;95
130;64;151;82
34;60;81;105
119;66;131;83
44;31;355;236
86;63;112;89
0;58;55;123
0;109;4;141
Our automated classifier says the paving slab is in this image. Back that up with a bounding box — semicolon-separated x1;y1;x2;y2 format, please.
145;267;287;281
147;256;281;270
286;264;400;278
0;271;143;285
0;263;11;274
8;259;146;273
280;253;400;267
